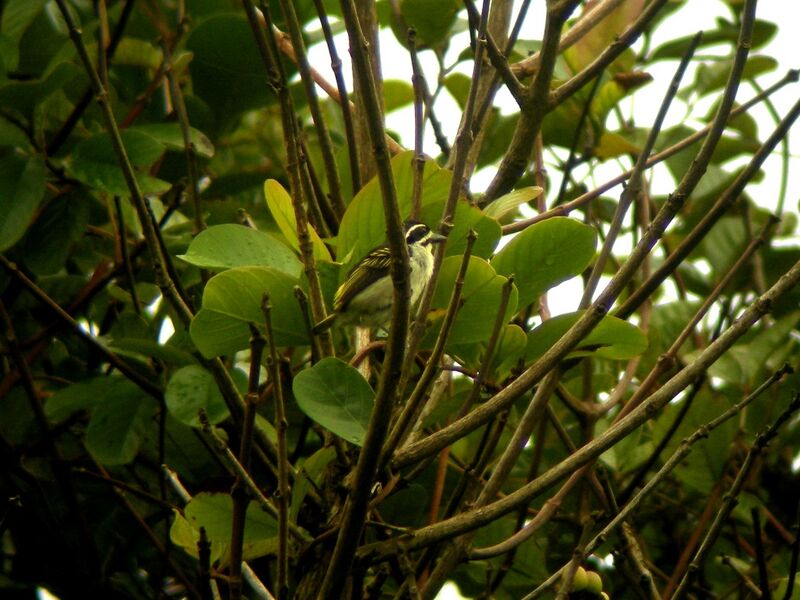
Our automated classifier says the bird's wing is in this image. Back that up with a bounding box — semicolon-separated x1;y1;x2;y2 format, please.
334;246;392;311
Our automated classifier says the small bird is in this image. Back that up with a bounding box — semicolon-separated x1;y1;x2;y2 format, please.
314;220;446;332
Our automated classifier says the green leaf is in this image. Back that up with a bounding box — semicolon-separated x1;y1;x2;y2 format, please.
130;123;215;159
651;18;777;61
185;14;275;130
86;382;158;466
526;312;648;362
178;224;302;276
400;0;459;47
67;130;170;196
692;55;777;98
190;266;307;357
383;79;415;113
111;37;164;70
165;365;229;427
491;324;528;378
263;179;331;262
291;446;336;523
1;0;49;44
176;492;278;562
483;187;543;221
45;378;115;423
425;257;518;348
444;72;471;110
337;151;451;275
492;217;597;308
109;338;198;367
0;153;47;251
0;62;81;117
292;358;374;446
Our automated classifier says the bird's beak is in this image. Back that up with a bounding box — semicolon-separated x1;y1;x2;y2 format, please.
428;232;447;244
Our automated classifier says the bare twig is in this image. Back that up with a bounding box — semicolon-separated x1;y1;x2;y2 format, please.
276;0;346;218
671;395;800;600
522;364;792;599
262;296;290;599
318;0;411;594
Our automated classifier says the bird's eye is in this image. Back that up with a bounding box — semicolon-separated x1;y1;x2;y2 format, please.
405;223;430;244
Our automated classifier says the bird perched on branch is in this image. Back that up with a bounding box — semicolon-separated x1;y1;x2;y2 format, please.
314;220;446;332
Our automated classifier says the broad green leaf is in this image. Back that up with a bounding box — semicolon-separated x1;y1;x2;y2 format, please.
67;130;170;196
178;224;302;276
86;382;159;466
651;18;777;61
337;151;451;275
292;358;374;446
190;266;307;357
165;365;229;427
1;0;49;44
491;324;528;379
483;187;543;221
0;63;80;117
175;492;278;563
692;56;777;98
190;308;252;357
492;217;597;308
186;14;274;130
526;312;648;362
109;338;198;367
0;154;47;251
383;79;414;113
400;0;460;47
291;447;336;522
444;72;471;109
425;257;518;348
45;378;117;423
563;0;645;73
16;190;88;274
111;37;164;70
595;130;643;159
130;123;215;159
263;179;331;262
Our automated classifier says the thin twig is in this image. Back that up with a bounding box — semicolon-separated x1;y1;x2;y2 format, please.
510;0;626;78
671;395;800;600
501;70;799;236
262;296;290;599
380;231;477;468
242;0;333;359
198;411;310;542
522;364;791;599
318;0;411;594
276;0;346;218
579;31;702;309
311;0;361;192
160;39;205;234
616;95;800;319
549;0;670;108
483;0;580;203
362;251;800;561
228;325;265;600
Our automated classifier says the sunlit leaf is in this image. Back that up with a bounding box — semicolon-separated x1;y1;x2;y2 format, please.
492;217;596;308
178;223;302;276
263;179;331;262
526;312;648;362
190;267;307;357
